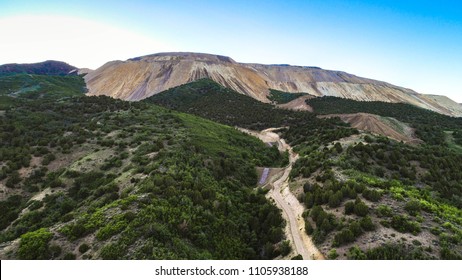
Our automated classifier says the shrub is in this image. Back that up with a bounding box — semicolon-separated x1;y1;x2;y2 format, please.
391;215;421;235
380;220;391;228
354;200;369;217
60;222;90;241
63;252;76;260
279;240;291;256
79;243;90;254
362;188;382;202
6;171;21;188
328;191;343;208
42;153;56;165
333;229;355;247
440;247;462;260
333;142;343;153
28;200;43;211
365;243;429;260
320;218;334;233
377;205;392;217
305;192;314;208
344;201;355;215
100;243;126;259
360;216;376;231
349;221;363;238
347;246;367;260
291;254;303;260
17;228;53;259
327;249;339;259
312;229;327;244
49;244;62;258
404;200;421;216
305;220;314;235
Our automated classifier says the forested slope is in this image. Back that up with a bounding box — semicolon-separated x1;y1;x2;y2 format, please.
149;80;462;259
0;75;288;259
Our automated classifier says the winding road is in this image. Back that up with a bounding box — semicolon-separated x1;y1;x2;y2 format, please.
241;127;324;260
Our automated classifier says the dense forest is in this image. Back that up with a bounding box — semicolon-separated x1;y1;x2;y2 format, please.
0;75;289;259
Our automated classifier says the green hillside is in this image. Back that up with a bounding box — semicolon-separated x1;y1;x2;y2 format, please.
0;75;288;260
148;79;357;149
0;74;86;109
0;61;77;76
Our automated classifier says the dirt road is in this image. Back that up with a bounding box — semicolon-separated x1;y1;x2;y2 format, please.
242;127;324;260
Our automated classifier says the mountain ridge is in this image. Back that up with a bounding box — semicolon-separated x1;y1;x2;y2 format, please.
83;52;462;117
0;60;78;76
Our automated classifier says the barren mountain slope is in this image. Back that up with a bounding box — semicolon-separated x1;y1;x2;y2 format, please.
276;95;314;111
85;52;462;116
85;53;270;101
319;113;421;143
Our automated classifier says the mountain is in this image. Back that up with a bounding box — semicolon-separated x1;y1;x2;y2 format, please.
84;52;462;117
0;61;78;76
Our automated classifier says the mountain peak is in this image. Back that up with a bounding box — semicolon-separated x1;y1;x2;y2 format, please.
128;52;236;64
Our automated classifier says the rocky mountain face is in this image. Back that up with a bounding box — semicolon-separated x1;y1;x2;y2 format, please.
84;52;462;117
0;60;77;76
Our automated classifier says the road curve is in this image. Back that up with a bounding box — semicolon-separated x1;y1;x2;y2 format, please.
243;127;324;260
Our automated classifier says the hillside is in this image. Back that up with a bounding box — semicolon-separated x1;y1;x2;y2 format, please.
307;96;462;146
84;52;462;117
1;76;461;260
147;79;357;144
318;113;421;144
149;79;462;260
0;75;289;260
0;74;86;110
0;61;77;76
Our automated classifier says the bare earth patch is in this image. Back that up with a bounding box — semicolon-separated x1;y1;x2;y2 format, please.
276;95;314;112
319;113;421;144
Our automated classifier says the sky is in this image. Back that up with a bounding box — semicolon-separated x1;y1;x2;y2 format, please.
1;0;461;102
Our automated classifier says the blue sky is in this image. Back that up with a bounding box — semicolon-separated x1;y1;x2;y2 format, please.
1;0;461;102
